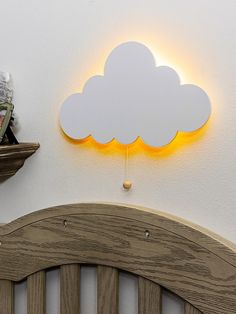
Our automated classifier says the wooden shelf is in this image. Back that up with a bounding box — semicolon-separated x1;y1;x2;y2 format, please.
0;142;40;181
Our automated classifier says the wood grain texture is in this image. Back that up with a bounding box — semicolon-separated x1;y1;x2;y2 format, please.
97;266;118;314
138;277;161;314
1;203;235;268
185;302;202;314
60;264;80;314
0;203;236;313
0;280;13;314
27;271;45;314
0;142;39;181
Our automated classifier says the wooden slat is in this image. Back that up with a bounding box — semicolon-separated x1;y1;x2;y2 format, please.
27;271;46;314
0;280;13;314
185;302;202;314
138;276;161;314
60;264;80;314
97;266;119;314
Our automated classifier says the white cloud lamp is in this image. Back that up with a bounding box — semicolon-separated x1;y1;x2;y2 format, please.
60;41;212;189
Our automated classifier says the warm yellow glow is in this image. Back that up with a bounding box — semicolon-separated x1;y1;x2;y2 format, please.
61;120;211;158
77;36;190;92
63;36;213;156
68;32;216;98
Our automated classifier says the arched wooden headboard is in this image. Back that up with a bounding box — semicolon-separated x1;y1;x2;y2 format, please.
0;203;236;314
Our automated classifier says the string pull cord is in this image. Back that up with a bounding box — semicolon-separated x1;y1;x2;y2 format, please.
123;146;132;190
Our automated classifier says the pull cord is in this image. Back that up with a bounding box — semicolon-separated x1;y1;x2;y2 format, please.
123;146;132;190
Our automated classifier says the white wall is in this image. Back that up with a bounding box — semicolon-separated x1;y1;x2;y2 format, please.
0;0;236;312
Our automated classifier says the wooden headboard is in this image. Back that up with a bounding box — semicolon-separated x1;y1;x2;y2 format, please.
0;203;236;314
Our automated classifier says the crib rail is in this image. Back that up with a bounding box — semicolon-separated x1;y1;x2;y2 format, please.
0;203;235;313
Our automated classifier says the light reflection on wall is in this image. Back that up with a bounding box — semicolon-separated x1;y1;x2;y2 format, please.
61;121;211;158
61;37;213;157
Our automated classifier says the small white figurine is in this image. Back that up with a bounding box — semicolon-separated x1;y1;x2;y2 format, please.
0;72;18;144
0;72;13;104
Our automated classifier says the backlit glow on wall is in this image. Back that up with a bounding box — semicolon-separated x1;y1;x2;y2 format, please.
60;41;211;149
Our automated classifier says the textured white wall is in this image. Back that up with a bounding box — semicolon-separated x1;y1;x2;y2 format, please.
0;0;235;242
0;0;235;312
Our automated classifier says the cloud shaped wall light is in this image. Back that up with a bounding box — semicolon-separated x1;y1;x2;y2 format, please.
60;42;211;148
